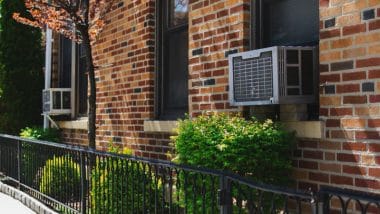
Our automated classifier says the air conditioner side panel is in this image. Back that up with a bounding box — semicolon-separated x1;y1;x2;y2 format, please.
228;53;236;106
272;47;280;104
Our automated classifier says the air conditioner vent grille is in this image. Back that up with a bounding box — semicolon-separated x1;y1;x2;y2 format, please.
42;90;51;113
232;52;273;102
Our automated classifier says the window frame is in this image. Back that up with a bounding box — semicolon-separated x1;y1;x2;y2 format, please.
155;0;189;120
57;35;88;119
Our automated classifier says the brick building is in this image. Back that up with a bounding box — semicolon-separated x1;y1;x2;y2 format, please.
43;0;380;193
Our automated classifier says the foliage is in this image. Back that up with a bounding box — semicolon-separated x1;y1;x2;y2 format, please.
172;113;295;212
13;0;115;43
20;126;60;142
90;144;163;214
0;0;43;134
172;113;294;184
19;127;61;192
39;155;81;202
14;0;117;149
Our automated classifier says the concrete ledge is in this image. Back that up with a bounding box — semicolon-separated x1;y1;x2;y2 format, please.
143;120;323;139
57;118;88;130
144;120;178;133
283;121;324;139
0;181;58;214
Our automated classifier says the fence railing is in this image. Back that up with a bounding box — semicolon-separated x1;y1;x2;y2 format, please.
0;134;378;214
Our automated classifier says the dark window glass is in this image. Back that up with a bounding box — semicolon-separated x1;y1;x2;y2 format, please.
77;44;88;116
287;88;299;95
286;50;299;64
59;36;72;88
170;0;188;27
286;67;299;86
62;92;71;109
301;50;314;95
53;91;61;109
259;0;319;47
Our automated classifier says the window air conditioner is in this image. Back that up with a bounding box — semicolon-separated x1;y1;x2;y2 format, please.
228;46;317;106
42;88;71;115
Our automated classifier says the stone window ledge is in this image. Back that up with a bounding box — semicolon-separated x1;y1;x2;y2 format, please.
282;121;324;139
144;120;178;133
144;120;323;139
57;118;88;130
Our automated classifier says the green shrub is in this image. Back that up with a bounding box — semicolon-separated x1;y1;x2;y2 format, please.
90;146;163;214
39;156;81;202
20;127;61;142
172;113;295;212
19;127;61;189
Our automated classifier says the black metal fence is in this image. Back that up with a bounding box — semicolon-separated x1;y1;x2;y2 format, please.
0;134;378;214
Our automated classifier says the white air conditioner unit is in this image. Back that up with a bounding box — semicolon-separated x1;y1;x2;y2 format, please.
228;46;317;106
42;88;71;115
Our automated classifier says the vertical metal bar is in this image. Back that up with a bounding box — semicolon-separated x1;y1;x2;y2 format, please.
201;174;206;214
168;167;173;214
311;191;318;214
0;142;2;176
211;176;216;214
142;164;147;214
219;176;232;214
17;140;21;188
43;28;52;128
322;192;330;214
80;151;87;214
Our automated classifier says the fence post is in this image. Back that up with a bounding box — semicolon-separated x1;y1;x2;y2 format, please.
17;140;21;188
310;191;319;214
219;176;232;214
321;192;330;214
80;151;87;214
0;142;2;175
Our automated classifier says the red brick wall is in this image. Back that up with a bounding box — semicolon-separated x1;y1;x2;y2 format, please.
188;0;251;116
61;128;88;146
91;0;159;156
66;0;252;158
292;0;380;193
55;0;380;193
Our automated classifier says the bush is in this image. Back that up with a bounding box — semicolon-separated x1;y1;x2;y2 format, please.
172;113;295;212
20;127;61;142
172;113;294;184
19;127;61;189
90;146;163;214
39;156;81;202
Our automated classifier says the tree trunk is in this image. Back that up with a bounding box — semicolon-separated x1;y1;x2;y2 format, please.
81;30;96;150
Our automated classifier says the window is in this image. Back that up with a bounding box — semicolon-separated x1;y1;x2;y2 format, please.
58;36;88;117
77;44;88;116
254;0;319;48
252;0;319;120
157;0;189;120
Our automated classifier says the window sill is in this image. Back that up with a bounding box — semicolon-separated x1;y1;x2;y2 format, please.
143;120;323;139
57;118;88;130
282;121;324;139
143;120;178;133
